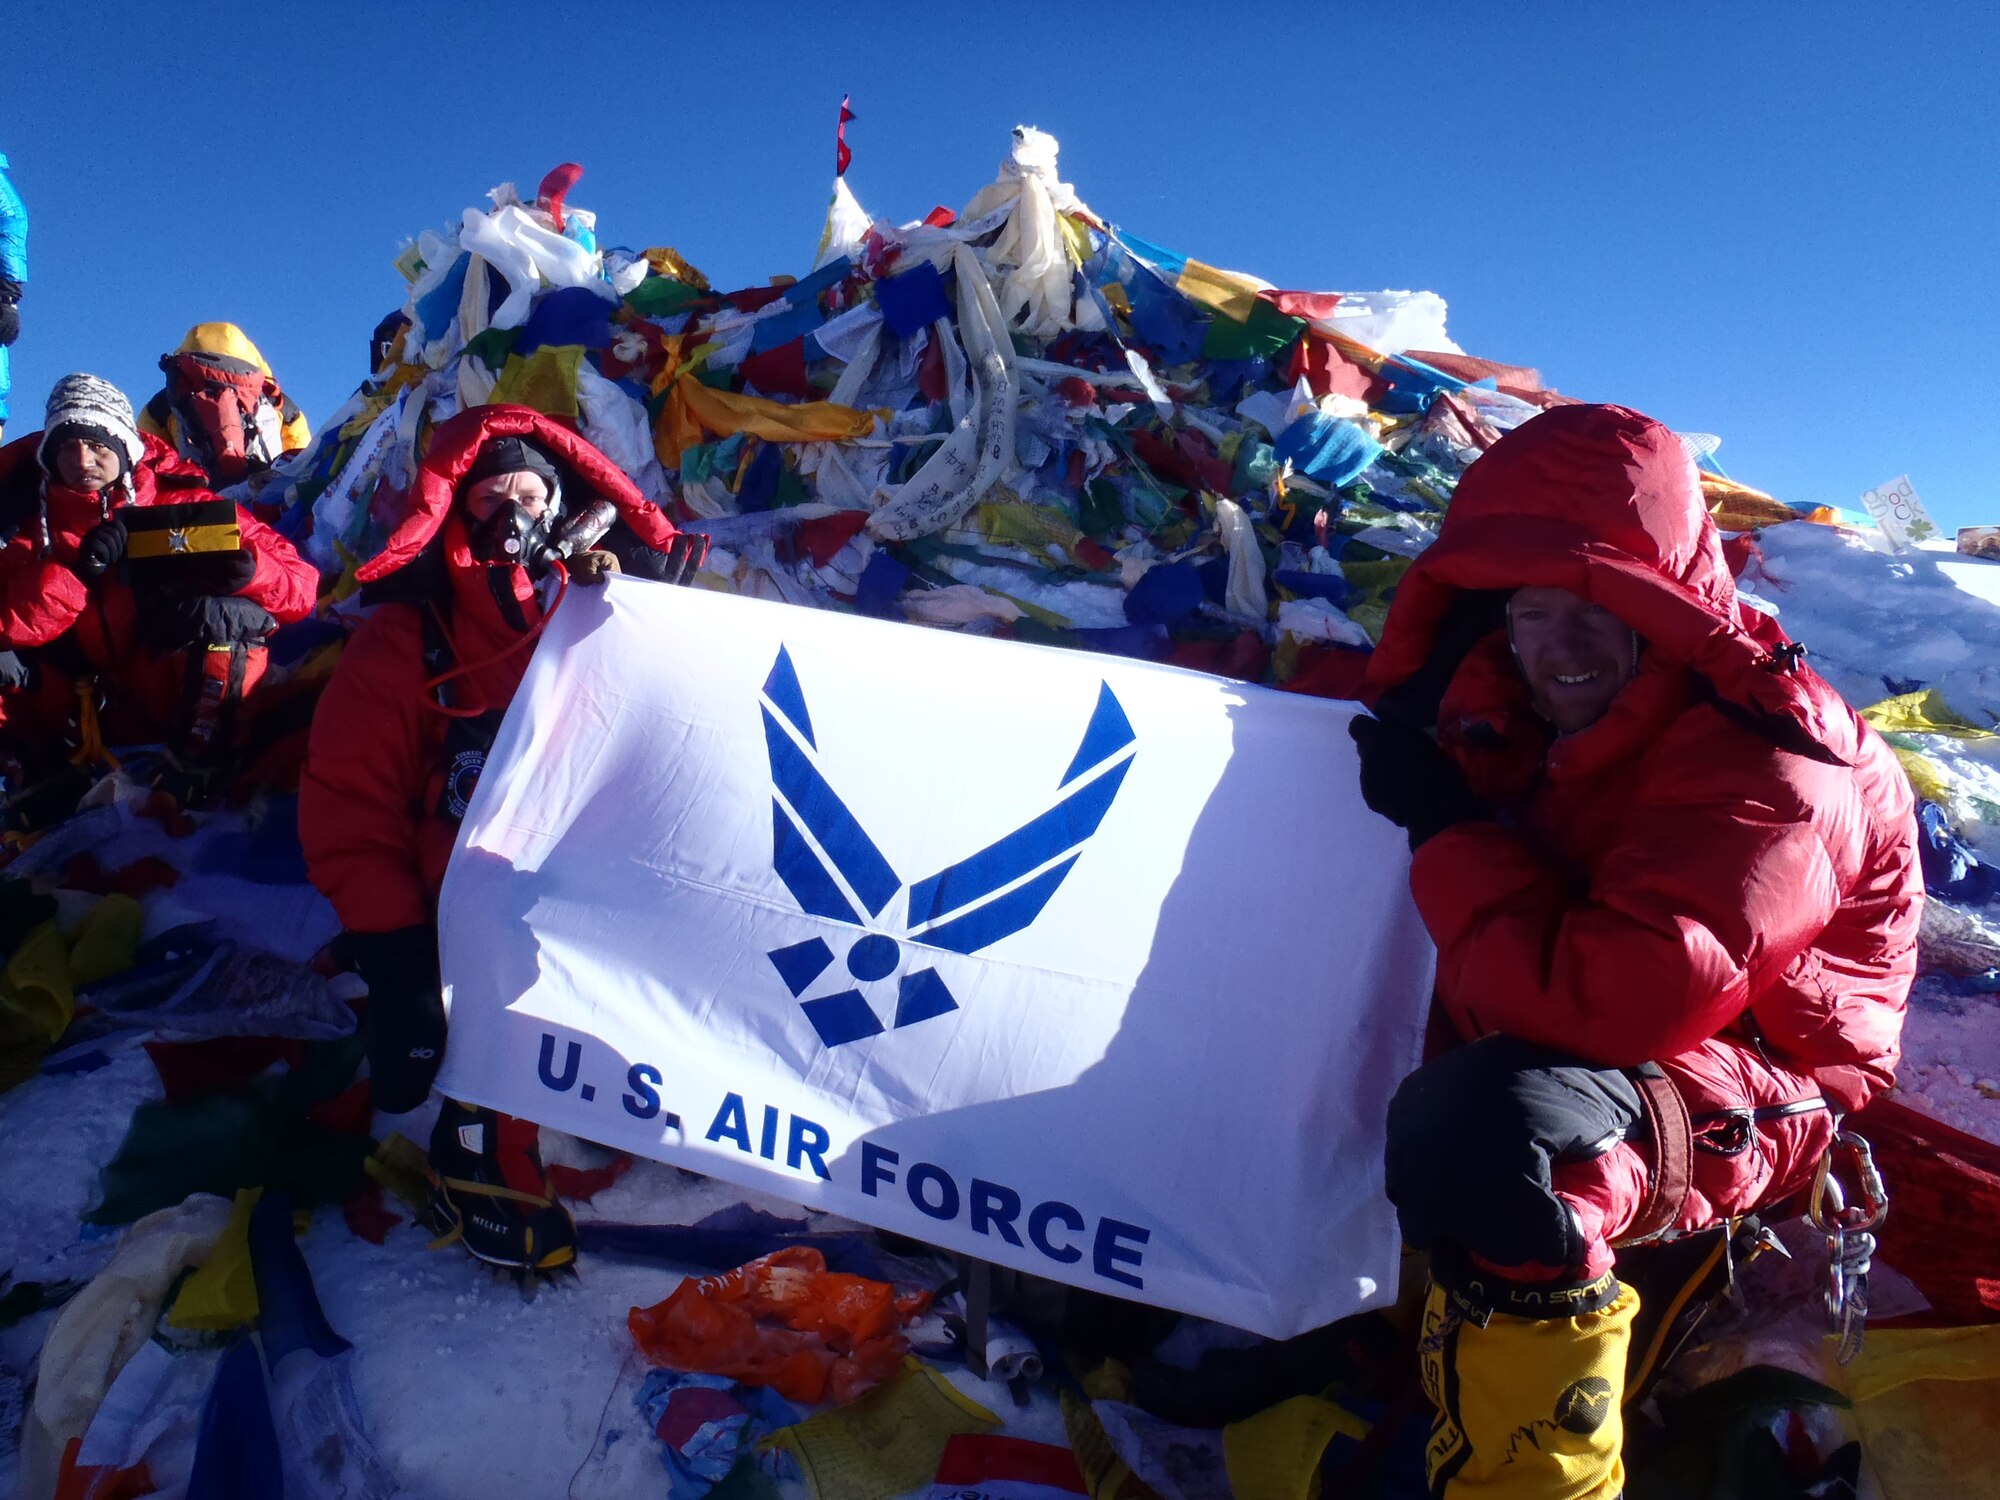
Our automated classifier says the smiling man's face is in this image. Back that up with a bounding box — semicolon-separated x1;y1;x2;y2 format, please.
1505;586;1640;733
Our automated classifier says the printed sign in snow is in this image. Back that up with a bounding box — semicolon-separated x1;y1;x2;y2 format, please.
435;578;1433;1336
1860;474;1939;553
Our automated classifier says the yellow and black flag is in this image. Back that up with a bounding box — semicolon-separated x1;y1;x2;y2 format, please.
123;500;242;567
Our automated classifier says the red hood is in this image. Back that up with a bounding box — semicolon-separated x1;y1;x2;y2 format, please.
356;403;678;583
1363;403;1857;762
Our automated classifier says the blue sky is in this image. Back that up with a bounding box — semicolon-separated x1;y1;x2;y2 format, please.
5;3;1995;528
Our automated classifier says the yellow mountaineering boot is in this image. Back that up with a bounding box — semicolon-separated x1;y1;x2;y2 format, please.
1418;1276;1638;1500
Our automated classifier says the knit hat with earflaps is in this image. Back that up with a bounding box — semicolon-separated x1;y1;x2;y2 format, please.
38;374;145;475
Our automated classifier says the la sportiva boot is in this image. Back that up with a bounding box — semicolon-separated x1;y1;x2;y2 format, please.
426;1100;578;1283
1419;1272;1637;1500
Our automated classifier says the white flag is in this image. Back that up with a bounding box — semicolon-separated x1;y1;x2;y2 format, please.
437;579;1433;1336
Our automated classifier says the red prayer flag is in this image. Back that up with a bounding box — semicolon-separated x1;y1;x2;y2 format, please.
835;95;856;177
1259;288;1344;321
536;162;585;234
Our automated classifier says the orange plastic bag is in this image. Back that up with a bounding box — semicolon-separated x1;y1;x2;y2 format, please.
627;1246;932;1405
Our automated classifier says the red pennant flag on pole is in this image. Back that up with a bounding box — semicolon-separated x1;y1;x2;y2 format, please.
835;95;856;177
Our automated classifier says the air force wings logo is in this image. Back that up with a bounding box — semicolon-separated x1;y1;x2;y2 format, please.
759;647;1136;1048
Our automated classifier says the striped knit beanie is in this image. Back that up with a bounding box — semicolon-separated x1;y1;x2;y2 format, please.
38;374;145;475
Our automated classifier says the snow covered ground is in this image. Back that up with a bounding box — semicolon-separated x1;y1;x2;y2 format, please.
0;1027;1059;1499
1746;522;2000;727
1742;520;2000;1144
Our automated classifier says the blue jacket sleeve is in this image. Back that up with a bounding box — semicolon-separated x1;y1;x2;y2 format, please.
0;164;28;286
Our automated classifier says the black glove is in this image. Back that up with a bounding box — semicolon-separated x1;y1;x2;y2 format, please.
1349;714;1490;851
0;279;18;348
74;516;128;581
141;594;277;654
625;531;709;586
348;925;446;1114
0;651;32;692
153;547;259;602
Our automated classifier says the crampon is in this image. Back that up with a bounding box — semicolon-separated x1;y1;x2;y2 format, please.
426;1099;579;1296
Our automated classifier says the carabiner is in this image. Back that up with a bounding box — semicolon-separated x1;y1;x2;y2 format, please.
1808;1130;1887;1234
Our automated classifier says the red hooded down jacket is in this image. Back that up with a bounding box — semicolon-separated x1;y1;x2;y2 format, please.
0;430;318;739
298;404;684;935
1362;404;1921;1116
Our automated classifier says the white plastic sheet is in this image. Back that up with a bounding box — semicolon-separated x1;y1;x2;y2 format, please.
456;203;611;332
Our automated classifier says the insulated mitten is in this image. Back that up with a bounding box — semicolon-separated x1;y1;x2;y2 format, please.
142;595;276;654
1349;714;1488;850
156;546;259;601
347;925;446;1113
74;515;128;581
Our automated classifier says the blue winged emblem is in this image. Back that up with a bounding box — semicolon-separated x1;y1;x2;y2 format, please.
759;646;1136;1047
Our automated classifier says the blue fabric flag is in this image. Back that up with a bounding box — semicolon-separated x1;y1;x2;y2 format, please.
1275;414;1383;488
184;1336;283;1500
1124;563;1205;626
516;285;615;355
875;261;951;337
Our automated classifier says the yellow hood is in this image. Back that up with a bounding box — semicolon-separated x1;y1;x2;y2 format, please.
172;322;274;376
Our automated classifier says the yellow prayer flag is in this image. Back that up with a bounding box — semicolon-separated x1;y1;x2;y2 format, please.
1862;688;1993;739
168;1188;263;1331
674;377;876;448
489;345;584;419
1224;1394;1371;1500
641;246;710;291
1176;259;1270;322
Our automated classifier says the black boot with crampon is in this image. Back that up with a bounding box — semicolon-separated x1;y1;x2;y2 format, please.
426;1099;578;1292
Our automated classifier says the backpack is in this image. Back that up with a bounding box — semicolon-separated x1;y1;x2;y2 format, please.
153;350;292;483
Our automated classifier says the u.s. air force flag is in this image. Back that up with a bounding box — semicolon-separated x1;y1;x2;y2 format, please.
437;577;1434;1337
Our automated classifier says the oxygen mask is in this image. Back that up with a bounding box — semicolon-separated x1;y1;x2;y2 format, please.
470;499;562;576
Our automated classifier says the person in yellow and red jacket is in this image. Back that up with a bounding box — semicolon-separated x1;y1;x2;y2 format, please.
0;375;319;817
1350;403;1920;1500
139;322;311;487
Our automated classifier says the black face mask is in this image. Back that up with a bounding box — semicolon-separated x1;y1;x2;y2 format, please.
469;500;561;576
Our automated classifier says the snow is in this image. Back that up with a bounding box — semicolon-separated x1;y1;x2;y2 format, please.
1741;518;2000;1144
1746;523;2000;725
0;1030;1052;1499
1896;980;2000;1142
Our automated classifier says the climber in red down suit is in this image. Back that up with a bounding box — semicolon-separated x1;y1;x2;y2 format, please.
0;373;317;811
299;403;704;1276
1348;403;1921;1499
